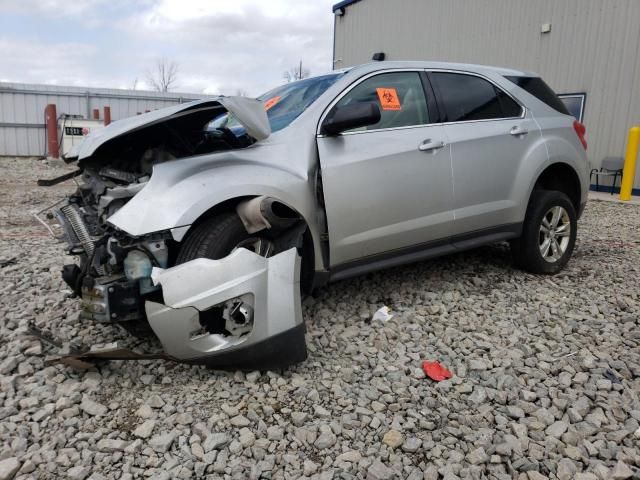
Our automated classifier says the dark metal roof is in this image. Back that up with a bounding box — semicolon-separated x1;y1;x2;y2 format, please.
332;0;363;12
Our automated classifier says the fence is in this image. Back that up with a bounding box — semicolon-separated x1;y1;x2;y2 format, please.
0;82;211;156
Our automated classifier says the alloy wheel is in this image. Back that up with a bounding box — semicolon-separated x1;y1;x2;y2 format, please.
233;237;275;257
538;206;571;263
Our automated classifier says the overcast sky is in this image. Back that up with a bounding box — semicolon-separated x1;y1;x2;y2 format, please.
0;0;337;96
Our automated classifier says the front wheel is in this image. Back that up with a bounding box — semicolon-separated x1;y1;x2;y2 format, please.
176;213;273;263
511;190;577;274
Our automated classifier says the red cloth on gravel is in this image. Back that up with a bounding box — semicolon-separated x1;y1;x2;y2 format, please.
422;361;453;381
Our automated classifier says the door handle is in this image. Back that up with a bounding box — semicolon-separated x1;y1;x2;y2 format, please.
418;139;446;152
510;126;529;136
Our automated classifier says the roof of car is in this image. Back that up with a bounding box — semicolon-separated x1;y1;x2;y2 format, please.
345;61;537;77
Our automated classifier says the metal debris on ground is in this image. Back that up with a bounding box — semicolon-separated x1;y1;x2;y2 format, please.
27;321;174;370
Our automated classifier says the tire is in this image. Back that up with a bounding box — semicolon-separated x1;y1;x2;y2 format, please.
511;190;577;274
176;213;267;263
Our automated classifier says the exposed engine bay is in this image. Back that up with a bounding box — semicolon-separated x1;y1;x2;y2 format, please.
39;97;308;369
56;103;255;327
57;151;173;325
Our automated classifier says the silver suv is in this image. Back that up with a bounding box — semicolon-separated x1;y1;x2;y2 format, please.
49;61;589;368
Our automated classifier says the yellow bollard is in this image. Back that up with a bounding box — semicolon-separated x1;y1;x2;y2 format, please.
620;126;640;201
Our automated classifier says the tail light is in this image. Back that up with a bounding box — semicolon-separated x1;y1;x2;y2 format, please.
573;120;587;150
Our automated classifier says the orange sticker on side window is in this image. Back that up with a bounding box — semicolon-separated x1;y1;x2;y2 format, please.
263;96;281;111
376;87;401;110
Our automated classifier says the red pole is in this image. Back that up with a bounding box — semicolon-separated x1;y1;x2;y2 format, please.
45;104;59;159
92;108;100;120
103;106;111;126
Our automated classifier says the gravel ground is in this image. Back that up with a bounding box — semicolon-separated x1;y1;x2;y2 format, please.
1;156;639;480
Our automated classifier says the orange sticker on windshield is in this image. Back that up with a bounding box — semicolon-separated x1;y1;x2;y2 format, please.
376;88;401;110
264;96;281;111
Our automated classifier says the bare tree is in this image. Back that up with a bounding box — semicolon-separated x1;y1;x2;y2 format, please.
235;88;247;97
130;78;139;91
283;60;310;83
147;58;179;92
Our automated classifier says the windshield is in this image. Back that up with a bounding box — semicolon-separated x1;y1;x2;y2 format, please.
207;73;344;136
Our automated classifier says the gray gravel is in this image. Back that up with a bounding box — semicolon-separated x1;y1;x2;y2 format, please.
1;156;640;480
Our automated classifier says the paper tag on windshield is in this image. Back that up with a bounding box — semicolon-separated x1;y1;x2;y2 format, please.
264;96;281;111
376;88;401;111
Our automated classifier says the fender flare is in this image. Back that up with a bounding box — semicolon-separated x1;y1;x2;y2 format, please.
513;136;587;221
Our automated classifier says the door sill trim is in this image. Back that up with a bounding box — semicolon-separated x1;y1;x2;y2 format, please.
328;223;522;283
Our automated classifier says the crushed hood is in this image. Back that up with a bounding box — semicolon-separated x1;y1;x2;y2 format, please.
65;96;271;161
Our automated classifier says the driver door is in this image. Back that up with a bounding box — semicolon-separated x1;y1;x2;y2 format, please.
317;71;454;267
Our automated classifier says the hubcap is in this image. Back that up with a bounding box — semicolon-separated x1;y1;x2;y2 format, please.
539;206;571;263
232;237;274;257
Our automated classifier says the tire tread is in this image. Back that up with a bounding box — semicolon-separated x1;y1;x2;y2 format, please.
176;213;249;263
511;190;577;274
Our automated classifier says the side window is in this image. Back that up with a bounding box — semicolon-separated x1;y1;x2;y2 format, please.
496;89;523;118
430;72;522;122
334;72;429;132
505;76;570;115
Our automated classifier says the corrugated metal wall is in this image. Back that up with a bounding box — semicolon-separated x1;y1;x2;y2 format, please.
334;0;640;187
0;82;211;156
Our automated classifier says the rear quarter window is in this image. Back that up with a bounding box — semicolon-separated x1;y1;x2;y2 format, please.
430;72;522;122
505;76;570;115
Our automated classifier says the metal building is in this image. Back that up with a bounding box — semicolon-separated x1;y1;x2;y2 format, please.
0;82;210;157
332;0;640;190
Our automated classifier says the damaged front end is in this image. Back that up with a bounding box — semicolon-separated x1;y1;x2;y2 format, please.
56;153;174;327
43;97;307;369
58;203;169;325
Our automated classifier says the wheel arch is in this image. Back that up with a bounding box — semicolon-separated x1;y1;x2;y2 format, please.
531;162;582;214
177;195;320;293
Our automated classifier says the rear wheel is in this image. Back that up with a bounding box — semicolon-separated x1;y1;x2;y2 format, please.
511;190;577;274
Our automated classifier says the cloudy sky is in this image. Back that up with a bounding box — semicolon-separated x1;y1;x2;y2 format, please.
0;0;337;96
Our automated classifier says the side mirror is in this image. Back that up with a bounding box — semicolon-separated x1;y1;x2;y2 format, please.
321;102;381;136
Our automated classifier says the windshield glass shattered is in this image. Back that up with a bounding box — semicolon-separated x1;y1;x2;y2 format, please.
207;72;344;136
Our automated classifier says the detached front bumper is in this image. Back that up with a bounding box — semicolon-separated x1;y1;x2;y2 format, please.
55;248;306;370
145;247;306;370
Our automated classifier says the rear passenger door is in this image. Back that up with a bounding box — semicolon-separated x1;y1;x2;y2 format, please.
428;71;540;236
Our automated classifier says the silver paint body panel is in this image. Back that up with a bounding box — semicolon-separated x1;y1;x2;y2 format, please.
317;123;453;265
146;248;301;360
